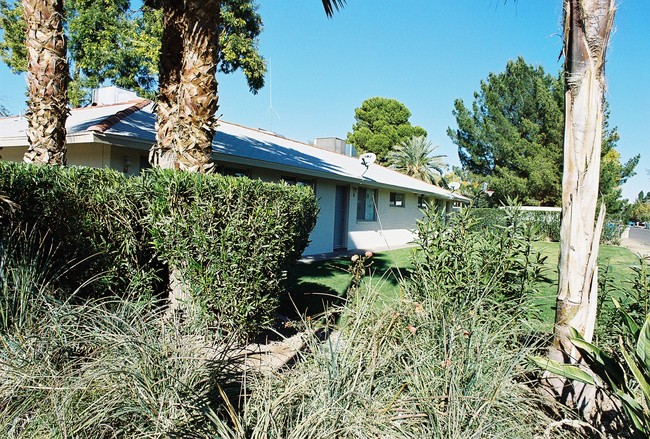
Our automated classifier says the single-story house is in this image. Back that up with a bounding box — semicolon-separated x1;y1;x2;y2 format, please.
0;87;469;256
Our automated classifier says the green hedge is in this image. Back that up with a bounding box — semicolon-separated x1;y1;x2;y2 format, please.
0;162;318;335
468;208;561;242
143;169;318;334
467;207;624;244
0;162;149;297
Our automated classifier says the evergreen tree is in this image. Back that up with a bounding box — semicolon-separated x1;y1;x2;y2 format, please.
449;56;638;211
448;57;564;206
347;97;427;163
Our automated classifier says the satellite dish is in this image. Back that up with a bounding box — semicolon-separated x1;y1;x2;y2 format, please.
448;181;461;191
359;153;376;168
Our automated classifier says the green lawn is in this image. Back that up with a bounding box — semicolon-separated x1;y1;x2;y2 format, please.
286;247;416;316
288;242;642;331
531;241;641;332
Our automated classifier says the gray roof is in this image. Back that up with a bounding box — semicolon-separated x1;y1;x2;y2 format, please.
0;100;468;201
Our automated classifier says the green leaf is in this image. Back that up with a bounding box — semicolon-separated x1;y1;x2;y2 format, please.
530;356;595;385
569;332;627;390
612;297;641;338
637;314;650;374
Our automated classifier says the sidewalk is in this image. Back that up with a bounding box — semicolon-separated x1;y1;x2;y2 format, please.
619;227;650;259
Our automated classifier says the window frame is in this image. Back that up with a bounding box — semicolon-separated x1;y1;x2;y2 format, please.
389;192;406;208
357;187;378;222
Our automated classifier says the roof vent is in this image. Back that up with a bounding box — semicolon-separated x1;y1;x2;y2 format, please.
313;137;357;157
91;86;139;106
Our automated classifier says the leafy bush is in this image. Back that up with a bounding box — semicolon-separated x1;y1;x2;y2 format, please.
468;207;561;242
412;205;546;308
469;207;626;245
143;169;318;335
0;162;153;298
0;162;318;336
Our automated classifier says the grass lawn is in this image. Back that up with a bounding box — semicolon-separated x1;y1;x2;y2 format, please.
288;242;642;332
285;246;416;316
531;241;641;332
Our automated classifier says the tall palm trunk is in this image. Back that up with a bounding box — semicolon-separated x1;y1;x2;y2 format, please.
22;0;68;165
547;0;615;412
149;0;220;173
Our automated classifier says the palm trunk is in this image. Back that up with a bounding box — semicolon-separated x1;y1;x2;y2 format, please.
149;0;220;173
149;0;183;169
547;0;615;413
21;0;68;165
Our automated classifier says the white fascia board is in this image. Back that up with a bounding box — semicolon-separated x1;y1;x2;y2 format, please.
0;136;28;148
0;131;97;148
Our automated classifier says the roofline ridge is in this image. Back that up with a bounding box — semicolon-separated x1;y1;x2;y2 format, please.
87;99;152;133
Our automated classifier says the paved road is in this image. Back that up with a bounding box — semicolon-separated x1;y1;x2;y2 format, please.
620;227;650;258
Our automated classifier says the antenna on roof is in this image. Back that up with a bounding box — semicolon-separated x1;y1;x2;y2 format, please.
359;152;376;179
266;59;281;131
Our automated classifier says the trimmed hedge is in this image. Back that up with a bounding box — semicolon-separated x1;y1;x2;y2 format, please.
143;169;318;334
468;207;624;244
0;162;149;297
468;208;561;242
0;162;318;335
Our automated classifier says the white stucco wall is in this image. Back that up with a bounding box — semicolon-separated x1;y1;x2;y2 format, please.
1;143;131;172
346;187;426;251
304;182;336;255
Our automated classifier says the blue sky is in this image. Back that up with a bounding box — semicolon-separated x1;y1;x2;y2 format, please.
1;0;648;201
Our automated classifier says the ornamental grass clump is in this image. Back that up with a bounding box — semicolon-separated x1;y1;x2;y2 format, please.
233;283;576;438
217;205;578;438
0;233;244;437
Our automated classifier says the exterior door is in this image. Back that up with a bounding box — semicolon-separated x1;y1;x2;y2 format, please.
334;185;348;249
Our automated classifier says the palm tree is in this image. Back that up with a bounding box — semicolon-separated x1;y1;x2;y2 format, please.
546;0;616;414
388;135;447;185
148;0;346;172
21;0;68;165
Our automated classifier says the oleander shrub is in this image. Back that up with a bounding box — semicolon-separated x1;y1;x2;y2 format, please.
0;162;153;298
141;168;319;335
0;163;318;336
413;205;546;308
468;207;561;242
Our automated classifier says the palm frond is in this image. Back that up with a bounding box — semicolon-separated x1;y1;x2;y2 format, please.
321;0;346;17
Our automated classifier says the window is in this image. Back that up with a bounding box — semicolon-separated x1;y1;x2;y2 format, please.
389;192;405;208
418;195;428;209
217;165;250;178
357;187;377;221
282;176;314;189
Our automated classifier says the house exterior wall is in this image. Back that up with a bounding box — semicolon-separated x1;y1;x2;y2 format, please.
0;147;24;163
346;186;425;251
1;143;145;174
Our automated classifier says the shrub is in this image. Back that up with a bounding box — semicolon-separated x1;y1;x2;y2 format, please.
468;207;561;242
139;169;318;335
412;205;546;308
0;163;318;336
0;162;153;298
